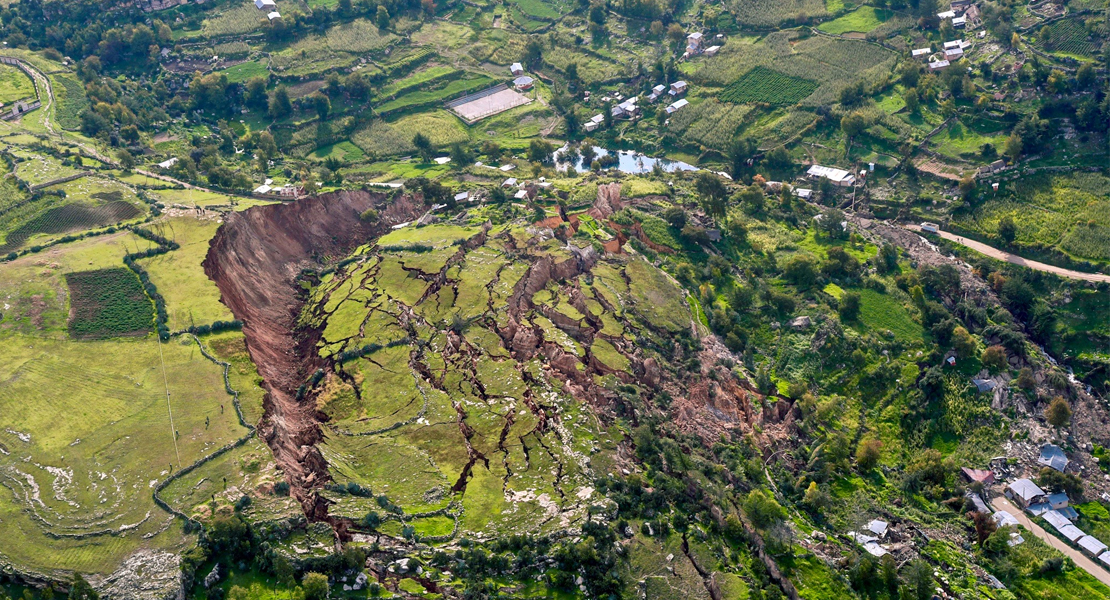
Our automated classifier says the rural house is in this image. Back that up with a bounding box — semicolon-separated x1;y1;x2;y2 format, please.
611;98;640;119
510;63;524;76
929;60;950;71
267;11;281;20
685;32;704;57
912;48;931;59
1078;536;1108;558
952;15;967;27
704;45;720;57
961;467;995;486
665;98;688;114
1005;478;1046;508
806;164;856;187
513;76;534;91
648;84;666;102
254;0;276;9
669;81;688;96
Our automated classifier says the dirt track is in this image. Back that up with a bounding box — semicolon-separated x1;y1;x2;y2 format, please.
904;225;1110;284
991;494;1110;588
202;190;424;518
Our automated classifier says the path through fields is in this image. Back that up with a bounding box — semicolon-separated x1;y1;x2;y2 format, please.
904;224;1110;283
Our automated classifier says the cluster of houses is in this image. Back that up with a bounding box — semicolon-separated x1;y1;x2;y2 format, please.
579;81;689;132
253;0;281;21
997;445;1110;563
912;38;973;71
937;0;981;28
683;32;722;59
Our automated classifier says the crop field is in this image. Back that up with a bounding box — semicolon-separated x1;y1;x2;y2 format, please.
0;332;249;574
818;6;893;34
351;110;470;157
721;66;820;105
0;200;142;255
1040;18;1100;58
668;99;755;151
951;173;1110;262
377;65;460;99
543;46;626;84
0;64;35;105
324;19;398;53
311;139;366;162
66;268;153;338
51;74;88;131
376;75;497;115
930;118;1008;159
696;35;895;107
137;218;235;332
196;3;265;39
727;0;828;26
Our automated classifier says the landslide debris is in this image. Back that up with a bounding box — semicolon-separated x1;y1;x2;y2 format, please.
203;190;424;518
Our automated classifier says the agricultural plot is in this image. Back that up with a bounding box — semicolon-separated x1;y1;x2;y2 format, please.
507;0;563;20
350;110;471;157
951;173;1110;262
12;151;82;186
817;6;893;34
543;46;627;85
728;0;828;26
721;66;820;105
66;268;153;338
137;218;235;332
377;65;460;99
376;75;497;115
0;332;249;575
0;64;35;105
695;35;896;107
323;19;397;53
667;100;755;151
0;199;143;255
218;60;268;83
196;3;266;39
1040;18;1100;58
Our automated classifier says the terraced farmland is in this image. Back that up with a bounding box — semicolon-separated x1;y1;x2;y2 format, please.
721;66;820;105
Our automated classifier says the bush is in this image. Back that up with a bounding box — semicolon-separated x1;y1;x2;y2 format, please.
302;572;329;600
981;345;1008;373
838;291;861;322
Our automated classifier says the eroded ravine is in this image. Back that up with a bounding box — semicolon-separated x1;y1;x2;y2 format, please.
202;190;425;519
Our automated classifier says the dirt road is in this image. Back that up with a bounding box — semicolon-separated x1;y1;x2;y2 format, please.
991;494;1110;588
904;225;1110;284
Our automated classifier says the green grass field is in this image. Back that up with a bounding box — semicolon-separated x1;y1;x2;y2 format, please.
219;60;269;83
817;6;892;34
0;63;35;105
137;218;236;332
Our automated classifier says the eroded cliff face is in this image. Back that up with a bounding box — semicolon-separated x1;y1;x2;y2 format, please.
202;191;424;517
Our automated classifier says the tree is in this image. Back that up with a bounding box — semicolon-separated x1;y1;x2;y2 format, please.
68;574;99;600
981;345;1008;373
663;207;687;228
1004;132;1023;160
449;142;472;167
694;171;728;221
742;490;786;529
269;85;292;119
840;112;867;138
998;215;1017;245
528;139;555;164
302;572;329;600
1076;63;1094;89
375;4;391;29
311;93;331;120
905;559;935;600
1045;396;1071;429
564;110;580;137
856;438;881;471
903;88;920;114
877;244;899;274
116;149;135;171
980;142;998;160
816;208;848;240
951;326;976;358
802;481;828;512
666;23;685;49
783;255;819;288
971;510;998;547
346;72;370;101
245;77;269;111
728;137;758;180
413;132;434;162
838;291;861;321
1016;367;1036;390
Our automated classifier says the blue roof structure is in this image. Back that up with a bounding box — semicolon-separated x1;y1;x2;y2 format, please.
1039;444;1069;472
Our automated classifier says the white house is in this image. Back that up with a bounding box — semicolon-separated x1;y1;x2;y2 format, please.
943;40;963;49
611;98;639;119
454;191;469;203
929;60;951;70
1005;479;1046;508
937;10;957;18
945;47;964;59
704;45;720;57
665;98;688;114
513;76;534;91
806;164;855;187
584;121;599;132
253;184;272;194
157;157;178;169
795;188;813;199
267;11;281;20
648;84;666;102
669;81;688;96
911;48;931;59
502;178;517;187
255;0;276;9
1079;536;1108;558
510;62;524;76
952;15;967;27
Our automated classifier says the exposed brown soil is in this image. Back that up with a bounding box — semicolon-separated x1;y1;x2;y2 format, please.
203;190;424;518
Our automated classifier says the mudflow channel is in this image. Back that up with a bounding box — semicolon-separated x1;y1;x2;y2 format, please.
203;190;424;521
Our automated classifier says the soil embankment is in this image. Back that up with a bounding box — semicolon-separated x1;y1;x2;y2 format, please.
203;190;423;518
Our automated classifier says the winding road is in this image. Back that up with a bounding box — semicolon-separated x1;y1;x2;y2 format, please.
904;224;1110;284
991;494;1110;588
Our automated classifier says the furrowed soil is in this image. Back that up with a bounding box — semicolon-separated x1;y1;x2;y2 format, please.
203;190;425;520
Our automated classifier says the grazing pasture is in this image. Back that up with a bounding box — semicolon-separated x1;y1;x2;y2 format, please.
0;64;35;105
818;6;893;34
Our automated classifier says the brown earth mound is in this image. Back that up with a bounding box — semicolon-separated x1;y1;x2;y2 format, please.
203;190;424;518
